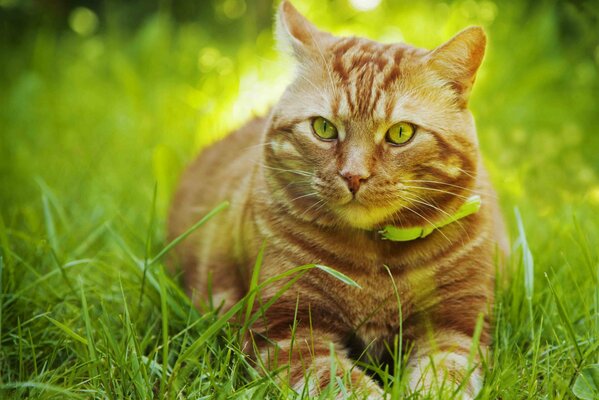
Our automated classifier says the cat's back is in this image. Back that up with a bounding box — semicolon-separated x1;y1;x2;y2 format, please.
168;116;266;244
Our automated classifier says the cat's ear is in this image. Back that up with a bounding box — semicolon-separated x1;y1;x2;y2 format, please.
427;26;486;104
276;1;329;61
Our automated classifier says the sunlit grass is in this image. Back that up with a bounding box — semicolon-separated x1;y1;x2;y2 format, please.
1;0;599;398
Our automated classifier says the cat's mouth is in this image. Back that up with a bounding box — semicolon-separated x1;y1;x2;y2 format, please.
334;198;400;230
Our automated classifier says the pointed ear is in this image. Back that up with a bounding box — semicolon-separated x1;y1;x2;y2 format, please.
427;26;486;104
276;1;328;60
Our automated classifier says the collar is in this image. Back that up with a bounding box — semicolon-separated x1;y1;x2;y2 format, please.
378;195;482;242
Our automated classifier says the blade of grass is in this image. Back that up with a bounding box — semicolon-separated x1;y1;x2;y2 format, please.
572;216;599;285
468;312;485;370
10;259;93;301
36;177;69;229
0;215;13;292
148;201;229;266
27;328;38;376
545;272;583;361
169;263;321;389
327;341;338;396
169;297;247;389
572;217;599;334
139;183;158;311
515;207;535;340
118;281;150;399
80;283;110;394
17;317;23;379
44;316;89;345
242;240;266;336
49;247;75;293
0;255;3;353
315;264;361;289
0;381;84;399
70;222;108;259
158;267;170;398
383;264;403;399
42;193;60;254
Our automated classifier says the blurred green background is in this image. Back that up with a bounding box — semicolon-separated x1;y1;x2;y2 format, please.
1;0;599;398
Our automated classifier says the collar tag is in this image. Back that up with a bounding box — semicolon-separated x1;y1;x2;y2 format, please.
378;195;482;242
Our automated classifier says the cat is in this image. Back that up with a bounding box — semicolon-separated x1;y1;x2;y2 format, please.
168;1;508;398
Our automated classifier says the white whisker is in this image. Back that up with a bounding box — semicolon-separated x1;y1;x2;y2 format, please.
261;164;314;177
288;192;319;202
400;185;471;201
400;191;470;240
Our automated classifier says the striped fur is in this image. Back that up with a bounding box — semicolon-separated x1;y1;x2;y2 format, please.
168;1;508;398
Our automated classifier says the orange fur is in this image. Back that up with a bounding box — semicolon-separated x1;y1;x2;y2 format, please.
168;2;507;398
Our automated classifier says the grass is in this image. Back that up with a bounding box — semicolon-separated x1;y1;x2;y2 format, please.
1;0;599;398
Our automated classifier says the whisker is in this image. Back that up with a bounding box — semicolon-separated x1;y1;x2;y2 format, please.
288;191;319;203
297;75;329;103
454;166;477;179
401;192;454;221
395;202;453;245
268;179;314;199
400;192;470;240
400;185;471;201
302;16;339;102
261;164;314;177
402;179;493;198
310;199;329;215
299;198;327;220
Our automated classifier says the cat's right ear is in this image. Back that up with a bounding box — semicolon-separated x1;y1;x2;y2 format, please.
276;1;328;61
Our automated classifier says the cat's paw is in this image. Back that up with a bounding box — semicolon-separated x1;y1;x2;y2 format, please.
408;351;482;399
291;368;385;399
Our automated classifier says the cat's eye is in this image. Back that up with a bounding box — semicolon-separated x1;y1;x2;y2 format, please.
311;117;338;141
386;122;415;145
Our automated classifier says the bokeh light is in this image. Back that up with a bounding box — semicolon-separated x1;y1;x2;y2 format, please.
349;0;382;12
68;7;99;37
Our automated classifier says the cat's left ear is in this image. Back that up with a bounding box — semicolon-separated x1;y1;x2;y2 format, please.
276;1;331;62
427;26;486;105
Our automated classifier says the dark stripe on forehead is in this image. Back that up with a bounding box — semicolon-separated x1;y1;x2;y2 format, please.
331;37;359;82
331;38;391;80
329;38;406;116
381;51;404;88
356;67;376;115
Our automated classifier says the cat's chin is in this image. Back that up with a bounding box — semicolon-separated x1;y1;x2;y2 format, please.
335;201;398;230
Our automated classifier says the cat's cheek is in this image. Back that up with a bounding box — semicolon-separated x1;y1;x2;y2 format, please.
268;136;303;160
318;180;351;205
308;135;338;151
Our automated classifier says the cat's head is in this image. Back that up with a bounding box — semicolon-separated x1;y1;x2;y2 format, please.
263;1;486;230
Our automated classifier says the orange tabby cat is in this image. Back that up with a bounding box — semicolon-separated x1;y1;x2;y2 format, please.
169;1;507;398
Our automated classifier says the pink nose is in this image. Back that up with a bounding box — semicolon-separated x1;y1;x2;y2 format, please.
341;172;368;194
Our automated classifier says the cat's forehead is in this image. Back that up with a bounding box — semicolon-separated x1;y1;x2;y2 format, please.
312;37;435;121
285;35;460;131
328;36;427;76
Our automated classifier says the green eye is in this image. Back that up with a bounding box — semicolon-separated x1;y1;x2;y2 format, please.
311;117;338;140
386;122;415;145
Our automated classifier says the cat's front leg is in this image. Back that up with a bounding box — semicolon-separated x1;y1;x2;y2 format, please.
407;330;484;399
251;322;384;399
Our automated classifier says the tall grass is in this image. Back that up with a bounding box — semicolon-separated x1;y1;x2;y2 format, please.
1;0;598;398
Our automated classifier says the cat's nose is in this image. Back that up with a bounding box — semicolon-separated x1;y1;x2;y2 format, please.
340;172;369;194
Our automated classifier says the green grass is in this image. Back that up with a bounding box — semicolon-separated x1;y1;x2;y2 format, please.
1;0;599;398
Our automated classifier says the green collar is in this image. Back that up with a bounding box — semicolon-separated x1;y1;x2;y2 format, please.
378;195;481;242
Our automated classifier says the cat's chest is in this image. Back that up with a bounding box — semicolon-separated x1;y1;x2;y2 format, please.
322;260;441;357
337;270;411;362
